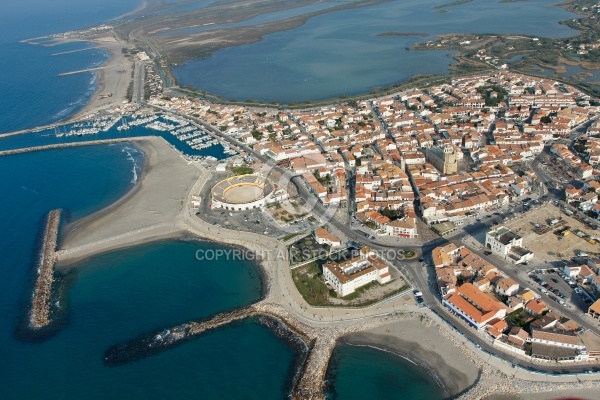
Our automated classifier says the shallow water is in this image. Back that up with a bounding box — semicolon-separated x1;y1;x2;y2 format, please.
173;0;577;102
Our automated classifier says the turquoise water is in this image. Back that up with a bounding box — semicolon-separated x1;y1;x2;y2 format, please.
0;1;294;399
174;0;578;102
1;0;467;398
0;146;297;399
326;343;445;400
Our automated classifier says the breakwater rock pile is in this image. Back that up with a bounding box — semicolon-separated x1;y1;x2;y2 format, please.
104;305;257;366
30;209;61;329
103;298;429;399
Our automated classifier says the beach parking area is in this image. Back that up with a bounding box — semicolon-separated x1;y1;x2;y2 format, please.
502;204;599;260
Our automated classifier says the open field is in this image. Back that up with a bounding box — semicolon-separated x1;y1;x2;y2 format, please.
503;204;600;260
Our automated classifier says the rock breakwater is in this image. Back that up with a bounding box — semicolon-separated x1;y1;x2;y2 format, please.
29;209;61;329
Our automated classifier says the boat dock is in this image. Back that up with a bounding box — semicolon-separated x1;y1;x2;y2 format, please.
29;209;62;329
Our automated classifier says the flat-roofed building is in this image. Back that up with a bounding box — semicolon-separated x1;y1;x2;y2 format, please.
485;226;534;264
323;248;391;297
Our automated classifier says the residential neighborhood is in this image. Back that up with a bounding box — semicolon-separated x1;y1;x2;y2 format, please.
146;70;600;365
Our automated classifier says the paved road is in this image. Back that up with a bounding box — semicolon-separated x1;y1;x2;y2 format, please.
146;103;600;374
132;61;144;105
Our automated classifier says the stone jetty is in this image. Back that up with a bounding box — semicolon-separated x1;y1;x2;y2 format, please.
102;300;331;399
102;298;426;399
0;138;154;157
29;209;61;329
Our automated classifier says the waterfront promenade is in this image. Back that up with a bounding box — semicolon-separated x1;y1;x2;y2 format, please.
28;135;598;399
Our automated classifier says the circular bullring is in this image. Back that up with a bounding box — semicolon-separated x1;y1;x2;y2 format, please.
211;174;274;211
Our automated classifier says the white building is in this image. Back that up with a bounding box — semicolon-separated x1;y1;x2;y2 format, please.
314;228;342;247
485;226;534;264
383;217;418;238
323;248;391;297
495;277;520;297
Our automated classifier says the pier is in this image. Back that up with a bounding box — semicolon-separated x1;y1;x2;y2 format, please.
58;66;107;77
52;47;100;56
30;209;61;329
0;137;155;157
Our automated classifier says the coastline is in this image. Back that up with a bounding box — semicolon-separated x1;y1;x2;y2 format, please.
37;129;600;399
43;32;135;125
57;136;200;265
339;319;479;398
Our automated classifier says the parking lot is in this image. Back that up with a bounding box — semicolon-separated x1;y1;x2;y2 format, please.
528;268;594;313
502;204;599;260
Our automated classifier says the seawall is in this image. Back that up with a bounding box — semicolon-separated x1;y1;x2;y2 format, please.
0;137;156;157
30;209;62;329
103;301;333;399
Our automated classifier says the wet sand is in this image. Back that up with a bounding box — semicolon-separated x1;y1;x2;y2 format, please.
57;136;201;265
50;32;134;122
341;319;479;397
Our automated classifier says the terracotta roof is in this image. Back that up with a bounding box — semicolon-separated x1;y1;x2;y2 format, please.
458;283;508;314
525;299;548;315
589;299;600;316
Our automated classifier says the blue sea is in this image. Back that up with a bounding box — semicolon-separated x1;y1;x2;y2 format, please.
0;1;447;399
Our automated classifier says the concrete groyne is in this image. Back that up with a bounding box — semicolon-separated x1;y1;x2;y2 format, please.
30;209;61;329
0;138;155;157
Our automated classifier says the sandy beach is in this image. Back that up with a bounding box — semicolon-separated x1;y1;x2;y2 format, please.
49;32;135;123
485;388;598;400
70;34;134;120
341;319;479;397
57;136;200;265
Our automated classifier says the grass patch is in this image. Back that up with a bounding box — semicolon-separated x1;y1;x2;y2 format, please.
291;261;411;307
291;262;333;306
401;249;416;259
282;232;301;242
231;166;254;175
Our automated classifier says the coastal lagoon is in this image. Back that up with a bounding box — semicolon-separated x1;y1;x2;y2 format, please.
1;0;480;398
174;0;578;103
